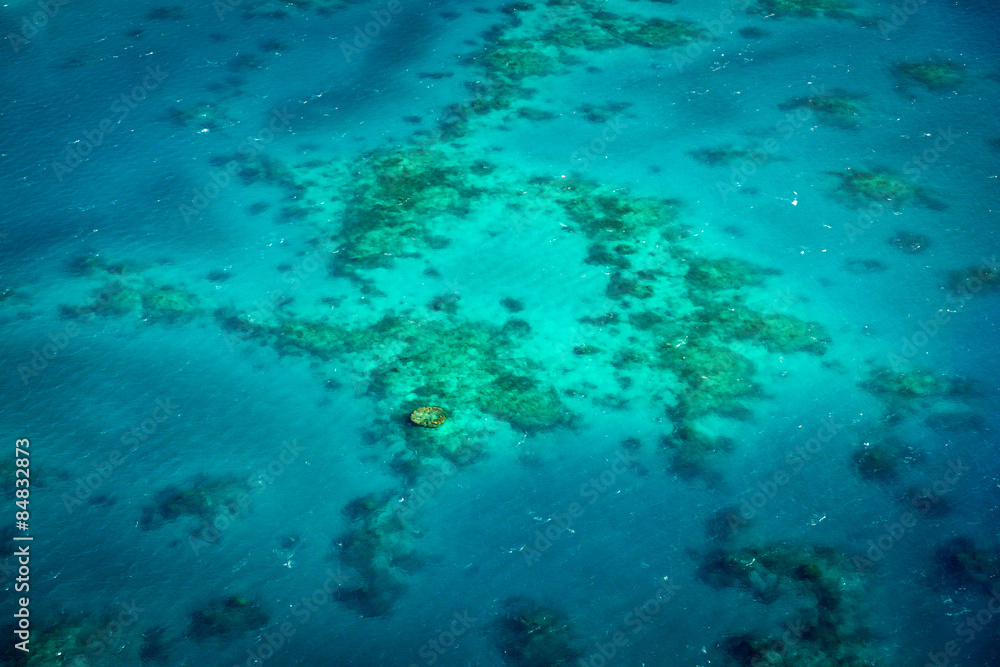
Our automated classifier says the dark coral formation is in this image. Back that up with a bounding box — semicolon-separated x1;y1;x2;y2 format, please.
894;60;965;91
60;255;201;323
335;492;420;617
946;264;1000;296
828;169;920;210
190;596;269;640
852;438;921;482
702;545;884;665
9;613;129;666
338;147;489;268
935;537;1000;594
887;230;931;254
689;144;783;168
217;309;567;475
779;91;866;128
661;423;736;478
140;474;252;534
860;368;957;401
493;597;582;666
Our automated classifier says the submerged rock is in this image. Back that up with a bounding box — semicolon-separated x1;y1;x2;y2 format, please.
887;230;931;254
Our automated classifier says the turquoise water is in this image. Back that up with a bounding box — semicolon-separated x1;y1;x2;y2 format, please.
1;0;999;665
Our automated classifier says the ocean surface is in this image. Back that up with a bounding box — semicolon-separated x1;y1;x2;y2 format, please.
1;0;998;665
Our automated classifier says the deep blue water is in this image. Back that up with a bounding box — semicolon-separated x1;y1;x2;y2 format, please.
1;0;999;665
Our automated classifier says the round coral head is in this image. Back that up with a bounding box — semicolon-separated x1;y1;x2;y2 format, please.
410;406;447;428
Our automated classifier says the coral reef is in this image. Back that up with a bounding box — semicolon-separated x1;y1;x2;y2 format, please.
140;474;251;533
887;230;931;254
161;0;838;492
852;438;921;482
660;339;760;419
618;17;702;49
169;101;233;131
778;91;866;128
517;4;702;54
894;60;965;91
481;40;560;81
661;423;735;478
936;537;1000;594
179;0;833;493
702;545;883;665
190;596;269;639
219;309;567;475
829;168;919;209
722;628;881;667
946;264;1000;295
860;368;955;400
9;613;126;666
335;492;420;617
338;146;490;268
546;177;683;243
699;303;831;354
685;257;780;291
493;597;581;666
689;144;782;168
60;256;200;323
